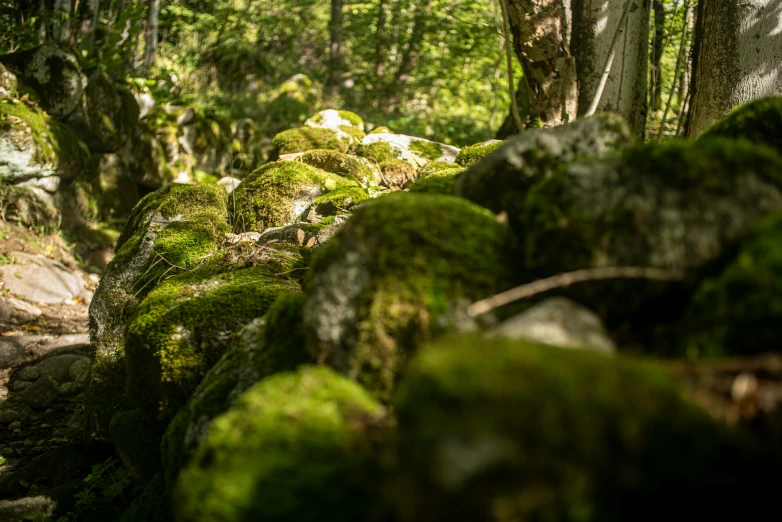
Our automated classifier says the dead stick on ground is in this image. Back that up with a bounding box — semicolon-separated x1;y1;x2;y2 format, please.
467;266;686;318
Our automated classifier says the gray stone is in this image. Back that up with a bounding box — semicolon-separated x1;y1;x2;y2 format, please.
0;252;84;303
0;495;56;522
20;377;58;411
68;358;91;385
0;338;25;368
58;382;79;396
361;132;460;166
0;296;43;323
0;63;16;98
34;355;89;383
23;333;90;359
490;298;615;354
0;187;59;231
18;366;40;381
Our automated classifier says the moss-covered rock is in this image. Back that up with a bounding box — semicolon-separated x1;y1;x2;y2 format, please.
119;473;171;522
87;184;230;437
0;183;60;231
454;139;503;166
125;264;300;420
109;409;163;480
124;121;166;189
65;68;140;153
408;162;464;195
683;213;782;358
303;193;518;400
0;98;88;181
0;63;17;98
231;160;357;233
391;335;773;521
368;125;392;135
305;109;365;140
697;97;782;154
179;115;231;175
350;140;402;164
312;185;369;216
417;161;464;179
360;133;460;165
84;152;141;220
295;149;381;186
455;113;634;218
263;73;321;135
270;127;350;159
0;44;87;119
175;365;388;522
379;159;417;189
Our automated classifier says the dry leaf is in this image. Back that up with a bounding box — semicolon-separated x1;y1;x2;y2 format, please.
305;237;316;248
296;229;305;246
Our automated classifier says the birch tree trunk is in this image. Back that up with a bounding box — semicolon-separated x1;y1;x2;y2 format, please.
686;0;782;137
571;0;651;137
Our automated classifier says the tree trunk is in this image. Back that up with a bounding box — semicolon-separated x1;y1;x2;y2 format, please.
686;0;782;137
143;0;160;70
651;0;665;111
328;0;344;98
79;0;100;51
504;0;578;127
387;0;434;113
571;0;651;137
376;0;388;81
52;0;72;42
36;0;48;44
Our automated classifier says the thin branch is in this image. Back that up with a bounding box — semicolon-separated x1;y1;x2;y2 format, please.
498;0;523;133
467;266;686;317
585;0;636;117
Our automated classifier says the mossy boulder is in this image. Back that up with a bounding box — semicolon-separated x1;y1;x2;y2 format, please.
175;365;388;522
391;335;773;521
0;98;88;181
123;121;166;189
408;162;465;195
87;184;230;437
697;97;782;154
312;185;369;216
0;44;87;118
0;183;60;231
0;63;17;98
379;159;417;189
118;473;171;522
84;153;140;219
270;127;351;159
179;115;231;175
64;68;140;153
125;264;300;420
161;293;313;487
109;409;163;480
360;133;460;166
455;113;634;219
350;140;403;164
295;149;381;186
263;73;321;135
231;160;357;233
305;109;365;140
454;139;503;166
303;193;518;400
683;213;782;358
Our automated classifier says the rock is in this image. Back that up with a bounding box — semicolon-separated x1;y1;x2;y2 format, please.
0;63;17;98
231;160;357;233
0;338;25;367
59;382;79;396
0;296;43;323
13;333;89;359
305;109;365;140
454;139;503;166
20;377;58;411
12;381;31;392
0;495;57;522
179;117;231;175
358;132;460;166
303;193;518;400
379;159;418;189
311;185;369;216
294;149;382;186
0;186;60;231
0;410;21;424
88;184;231;437
18;366;40;381
0;445;91;498
8;421;20;429
270;126;353;158
65;68;140;152
216;176;241;194
124;122;166;189
391;334;775;521
455;113;634;224
34;354;89;383
490;297;615;353
84;152;141;219
175;366;388;522
133;85;156;119
0;98;88;181
118;473;170;522
0;44;87;119
0;252;84;304
697;96;782;155
68;357;90;385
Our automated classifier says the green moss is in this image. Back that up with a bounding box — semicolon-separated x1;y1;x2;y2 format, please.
312;185;369;215
337;110;365;127
454;140;503;166
351;141;400;163
407;173;457;195
409;139;444;160
369;126;392;135
231;161;356;233
119;473;171;522
683;213;782;358
698;97;782;154
379;159;417;189
296;149;375;184
194;169;219;184
392;334;770;521
271;127;349;157
125;265;300;420
304;193;518;400
109;409;163;480
0;98;89;169
417;161;464;179
175;366;387;522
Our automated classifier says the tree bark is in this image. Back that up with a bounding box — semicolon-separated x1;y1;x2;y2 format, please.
387;0;434;113
504;0;578;127
36;0;48;44
143;0;160;70
376;0;388;81
79;0;100;51
651;0;665;111
52;0;72;42
686;0;782;137
571;0;650;137
328;0;344;98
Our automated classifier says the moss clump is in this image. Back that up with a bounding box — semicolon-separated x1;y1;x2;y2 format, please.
296;149;376;185
454;139;503;166
304;193;518;400
409;139;444;160
407;173;457;195
379;159;417;189
698;97;782;154
391;334;771;521
351;141;400;163
337;110;365;127
125;265;300;420
312;185;369;215
417;161;464;179
109;409;163;480
683;213;782;358
175;366;387;522
271;127;349;157
0;98;88;170
231;161;357;233
369;126;392;135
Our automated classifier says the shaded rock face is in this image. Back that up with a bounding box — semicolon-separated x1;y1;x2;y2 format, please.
0;252;84;304
0;63;17;98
